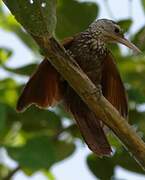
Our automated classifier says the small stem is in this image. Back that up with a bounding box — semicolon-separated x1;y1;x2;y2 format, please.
103;0;115;19
128;0;133;19
3;166;20;180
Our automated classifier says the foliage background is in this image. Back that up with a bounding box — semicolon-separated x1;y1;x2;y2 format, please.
0;0;145;179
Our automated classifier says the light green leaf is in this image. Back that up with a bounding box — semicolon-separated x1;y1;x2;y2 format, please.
0;47;12;65
0;78;18;106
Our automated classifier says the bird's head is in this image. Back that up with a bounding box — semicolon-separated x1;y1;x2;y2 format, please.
89;19;141;54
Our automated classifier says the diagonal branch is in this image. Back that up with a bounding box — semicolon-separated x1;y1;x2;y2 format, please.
32;35;145;170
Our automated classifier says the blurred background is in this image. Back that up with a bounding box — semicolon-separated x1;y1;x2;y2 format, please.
0;0;145;179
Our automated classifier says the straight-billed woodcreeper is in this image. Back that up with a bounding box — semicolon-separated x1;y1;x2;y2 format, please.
17;19;140;156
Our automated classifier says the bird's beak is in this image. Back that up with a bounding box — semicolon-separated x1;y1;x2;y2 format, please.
105;31;141;54
116;36;141;54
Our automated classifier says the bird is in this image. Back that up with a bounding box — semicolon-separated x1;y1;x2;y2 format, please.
16;19;140;156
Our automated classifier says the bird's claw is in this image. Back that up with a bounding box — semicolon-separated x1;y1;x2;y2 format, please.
96;85;102;101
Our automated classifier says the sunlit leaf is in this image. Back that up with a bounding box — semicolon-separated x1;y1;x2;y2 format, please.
0;78;18;106
0;164;10;178
0;47;12;65
0;13;38;52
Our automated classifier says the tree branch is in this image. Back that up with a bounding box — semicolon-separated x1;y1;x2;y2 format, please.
32;35;145;170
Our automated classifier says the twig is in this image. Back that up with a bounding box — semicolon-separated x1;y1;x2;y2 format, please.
103;0;115;19
3;166;20;180
31;35;145;170
128;0;133;18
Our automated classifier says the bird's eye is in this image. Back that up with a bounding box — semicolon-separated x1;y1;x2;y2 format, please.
114;27;120;33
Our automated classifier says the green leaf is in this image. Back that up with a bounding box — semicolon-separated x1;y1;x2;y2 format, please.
0;164;10;179
7;136;75;170
87;151;145;179
118;19;132;32
3;0;57;37
4;106;62;134
115;151;145;175
0;78;18;106
87;154;115;180
65;124;82;139
0;13;39;52
118;56;145;103
18;107;63;133
141;0;145;12
0;47;12;65
128;88;145;104
7;136;56;170
0;103;6;133
56;0;99;39
54;140;75;162
4;63;37;76
43;170;55;180
132;26;145;51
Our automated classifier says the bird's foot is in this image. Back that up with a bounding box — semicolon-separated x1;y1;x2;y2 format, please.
85;85;102;101
95;85;102;101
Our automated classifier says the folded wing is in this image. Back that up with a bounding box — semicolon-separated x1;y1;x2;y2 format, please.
101;52;128;118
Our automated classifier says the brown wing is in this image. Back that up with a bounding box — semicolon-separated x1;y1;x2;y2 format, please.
17;59;61;112
102;52;128;118
17;37;75;112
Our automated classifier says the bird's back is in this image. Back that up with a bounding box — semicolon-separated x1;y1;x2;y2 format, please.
65;31;108;85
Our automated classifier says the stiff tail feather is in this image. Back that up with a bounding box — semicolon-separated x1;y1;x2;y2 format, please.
64;87;112;156
74;112;112;155
17;59;61;112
